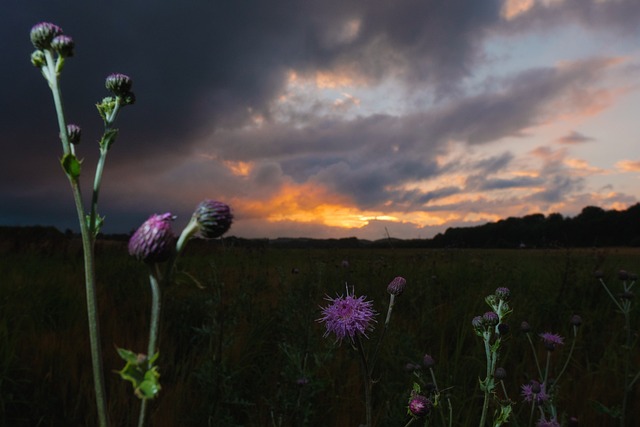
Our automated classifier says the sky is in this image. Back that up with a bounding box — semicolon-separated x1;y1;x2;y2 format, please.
1;0;640;240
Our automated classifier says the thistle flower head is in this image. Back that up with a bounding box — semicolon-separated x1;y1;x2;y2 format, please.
539;332;564;351
472;315;484;330
570;314;582;327
128;213;176;263
64;123;82;144
520;321;531;333
387;276;407;296
495;287;510;301
105;73;133;96
423;354;435;369
536;417;560;427
495;367;507;380
318;290;376;343
408;394;432;417
51;34;74;57
521;380;549;405
194;199;233;239
483;311;499;326
30;22;63;49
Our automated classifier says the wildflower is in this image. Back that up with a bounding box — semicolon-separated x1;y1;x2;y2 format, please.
423;354;435;369
128;213;176;263
569;314;582;327
521;381;549;405
472;316;484;330
30;22;63;49
64;124;82;144
194;199;233;239
483;311;499;326
536;417;560;427
105;73;133;96
520;321;531;333
495;287;510;300
404;362;421;372
296;377;309;387
408;394;432;417
618;270;629;280
51;34;74;57
495;367;507;380
387;276;407;296
539;332;564;351
318;291;376;343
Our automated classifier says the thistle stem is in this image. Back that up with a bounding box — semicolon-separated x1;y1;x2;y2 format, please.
43;50;110;427
137;266;162;427
355;334;373;427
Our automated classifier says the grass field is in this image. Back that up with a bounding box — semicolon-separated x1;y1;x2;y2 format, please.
1;240;638;426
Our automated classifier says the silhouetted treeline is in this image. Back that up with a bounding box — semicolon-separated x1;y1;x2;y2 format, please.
1;203;639;251
429;203;640;248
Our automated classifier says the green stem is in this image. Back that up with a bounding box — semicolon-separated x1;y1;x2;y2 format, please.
526;334;543;380
479;333;492;427
370;294;395;373
553;326;578;392
138;265;163;427
355;334;373;427
89;148;108;234
44;51;109;427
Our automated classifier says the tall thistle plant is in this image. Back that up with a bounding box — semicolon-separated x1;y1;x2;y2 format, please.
30;22;234;427
318;276;407;427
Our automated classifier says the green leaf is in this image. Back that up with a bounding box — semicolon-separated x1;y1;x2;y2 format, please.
116;348;161;400
60;153;82;179
99;128;119;151
493;404;512;427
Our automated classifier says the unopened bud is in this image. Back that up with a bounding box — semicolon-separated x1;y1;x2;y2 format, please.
30;22;63;50
51;35;74;57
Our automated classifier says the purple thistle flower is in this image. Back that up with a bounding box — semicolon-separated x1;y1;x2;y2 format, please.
495;287;510;300
539;332;564;351
408;394;432;417
423;354;435;369
521;381;549;405
105;73;133;96
536;417;560;427
318;291;376;343
483;311;499;326
128;213;176;263
387;276;407;296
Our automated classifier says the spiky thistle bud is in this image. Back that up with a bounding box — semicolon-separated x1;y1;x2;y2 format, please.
483;311;499;326
105;73;133;96
31;50;46;68
51;34;74;57
30;22;63;50
194;199;233;238
64;124;82;144
128;213;176;263
569;314;582;327
408;394;432;417
495;367;507;380
423;354;435;369
387;276;407;296
495;287;510;301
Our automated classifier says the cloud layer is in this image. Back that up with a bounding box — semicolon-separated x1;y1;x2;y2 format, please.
2;0;639;239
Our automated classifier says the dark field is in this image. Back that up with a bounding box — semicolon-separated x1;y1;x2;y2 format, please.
1;240;638;426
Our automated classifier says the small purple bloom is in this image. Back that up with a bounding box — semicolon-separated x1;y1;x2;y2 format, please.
472;316;484;329
423;354;435;369
521;381;549;405
570;314;582;327
408;394;432;417
536;417;560;427
495;287;510;300
318;291;376;343
520;320;531;333
51;34;74;57
483;311;499;326
539;332;564;351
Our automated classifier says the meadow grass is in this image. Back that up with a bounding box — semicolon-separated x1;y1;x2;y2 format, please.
1;241;638;426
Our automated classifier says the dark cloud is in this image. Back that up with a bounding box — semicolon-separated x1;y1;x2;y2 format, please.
1;0;636;237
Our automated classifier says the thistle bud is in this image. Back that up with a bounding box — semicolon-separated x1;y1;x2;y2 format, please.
569;314;582;327
30;22;63;50
483;311;499;326
194;199;233;238
472;316;484;330
31;50;46;68
128;213;176;263
408;394;432;417
495;367;507;380
423;354;435;369
497;323;510;336
387;276;406;296
105;73;133;97
520;321;531;333
495;287;510;301
618;270;629;280
64;124;82;144
51;35;74;57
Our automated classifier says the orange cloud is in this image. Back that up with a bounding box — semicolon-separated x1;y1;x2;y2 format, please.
615;159;640;172
224;160;253;177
